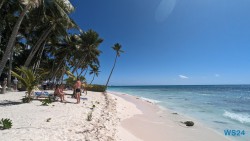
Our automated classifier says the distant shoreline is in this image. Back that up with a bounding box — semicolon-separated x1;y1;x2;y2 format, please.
109;84;250;87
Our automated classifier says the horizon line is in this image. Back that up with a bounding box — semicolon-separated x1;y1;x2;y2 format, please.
108;84;250;87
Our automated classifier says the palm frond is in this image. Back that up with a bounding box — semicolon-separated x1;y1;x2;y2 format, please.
11;70;28;88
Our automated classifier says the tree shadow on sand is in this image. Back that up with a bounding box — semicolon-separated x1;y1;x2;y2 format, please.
0;100;23;107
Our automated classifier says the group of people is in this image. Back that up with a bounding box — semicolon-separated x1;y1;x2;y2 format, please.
53;78;83;104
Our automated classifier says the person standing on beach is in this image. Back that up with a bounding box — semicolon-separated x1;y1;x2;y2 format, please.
42;80;47;90
74;78;82;104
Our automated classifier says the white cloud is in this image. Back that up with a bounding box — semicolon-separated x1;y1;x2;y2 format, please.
179;75;189;79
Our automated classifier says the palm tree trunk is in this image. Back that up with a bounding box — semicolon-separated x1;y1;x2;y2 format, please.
24;25;53;68
49;57;56;79
72;55;87;74
105;54;118;88
33;41;46;73
0;5;30;76
50;58;66;80
7;50;13;88
83;67;88;77
79;67;86;76
90;74;95;84
60;64;66;84
0;0;5;10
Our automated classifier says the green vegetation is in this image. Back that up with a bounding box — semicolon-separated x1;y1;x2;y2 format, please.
22;97;33;103
0;118;13;130
85;84;106;92
0;1;123;91
105;43;124;88
11;67;46;102
89;65;100;84
41;98;52;106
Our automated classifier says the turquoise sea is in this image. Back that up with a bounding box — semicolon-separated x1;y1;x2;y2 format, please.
108;85;250;141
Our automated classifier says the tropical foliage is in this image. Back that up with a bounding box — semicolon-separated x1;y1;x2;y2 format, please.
0;118;13;130
105;43;124;88
11;67;47;102
0;0;123;94
85;84;106;92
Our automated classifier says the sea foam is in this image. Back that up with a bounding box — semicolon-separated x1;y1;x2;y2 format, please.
140;97;161;104
223;110;250;124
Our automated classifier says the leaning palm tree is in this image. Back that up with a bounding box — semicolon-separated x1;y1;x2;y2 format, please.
105;43;124;88
23;5;77;68
89;65;99;84
11;66;46;102
0;0;42;76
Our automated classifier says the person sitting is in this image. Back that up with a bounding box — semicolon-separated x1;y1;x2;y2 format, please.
54;84;65;102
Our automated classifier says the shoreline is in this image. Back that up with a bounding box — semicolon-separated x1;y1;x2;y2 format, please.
109;91;232;141
0;90;234;140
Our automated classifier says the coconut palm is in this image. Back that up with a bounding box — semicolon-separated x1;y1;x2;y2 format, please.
11;66;47;102
71;30;103;74
23;0;76;68
105;43;124;88
47;33;80;81
24;19;77;68
0;0;42;76
89;65;99;84
0;0;76;75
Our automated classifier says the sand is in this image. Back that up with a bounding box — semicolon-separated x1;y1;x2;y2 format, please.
0;91;118;141
111;93;232;141
0;90;232;141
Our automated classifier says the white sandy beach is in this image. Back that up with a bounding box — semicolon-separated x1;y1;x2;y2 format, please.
0;91;232;141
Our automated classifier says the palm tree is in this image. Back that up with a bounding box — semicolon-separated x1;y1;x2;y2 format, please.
71;30;103;74
0;0;76;75
23;0;76;68
47;33;79;81
105;43;124;88
11;66;47;102
89;65;99;84
0;0;42;76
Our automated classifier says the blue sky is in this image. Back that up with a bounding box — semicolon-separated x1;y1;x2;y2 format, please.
70;0;250;85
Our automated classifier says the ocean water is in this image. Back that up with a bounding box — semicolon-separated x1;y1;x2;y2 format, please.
108;85;250;141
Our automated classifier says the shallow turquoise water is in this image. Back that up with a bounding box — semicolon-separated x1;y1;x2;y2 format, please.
108;85;250;141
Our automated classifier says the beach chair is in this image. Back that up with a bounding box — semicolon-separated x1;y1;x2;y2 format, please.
33;91;60;101
33;91;51;98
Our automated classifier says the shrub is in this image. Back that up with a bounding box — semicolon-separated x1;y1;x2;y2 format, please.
22;97;32;103
0;118;13;129
12;67;48;102
41;98;52;106
85;84;106;92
